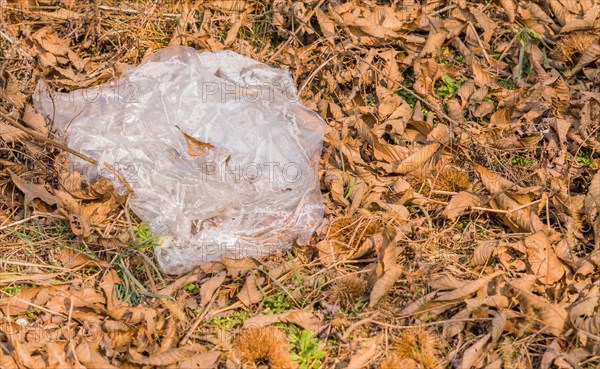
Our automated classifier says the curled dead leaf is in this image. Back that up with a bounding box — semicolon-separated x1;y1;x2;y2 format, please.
442;191;482;220
129;344;206;366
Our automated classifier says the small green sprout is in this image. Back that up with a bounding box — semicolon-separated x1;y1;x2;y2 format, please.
287;327;326;369
436;74;465;99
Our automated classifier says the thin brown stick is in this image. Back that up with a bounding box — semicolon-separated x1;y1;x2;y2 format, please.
104;162;134;193
0;107;97;165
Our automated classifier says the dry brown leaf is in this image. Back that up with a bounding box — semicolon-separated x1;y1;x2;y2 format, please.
46;287;105;315
129;344;205;366
22;105;48;136
524;232;565;284
569;296;600;338
0;286;63;316
346;337;378;369
0;122;27;142
470;240;499;266
475;164;547;232
420;30;448;58
429;273;468;291
369;227;402;306
45;342;69;368
434;271;503;302
54;248;110;269
0;349;18;369
100;270;157;331
33;28;71;55
221;257;257;277
242;313;280;329
584;171;600;249
471;61;496;86
316;7;336;40
442;191;482;220
508;279;568;336
243;309;321;332
378;94;403;119
444;308;472;339
80;198;116;224
392;143;440;175
237;272;262;306
413;58;438;96
0;272;60;285
178;351;221;369
560;5;600;33
460;332;491;368
280;309;322;332
9;171;58;206
500;0;516;22
176;125;215;156
200;271;226;307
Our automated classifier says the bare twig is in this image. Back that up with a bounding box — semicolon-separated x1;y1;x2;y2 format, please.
0;107;97;165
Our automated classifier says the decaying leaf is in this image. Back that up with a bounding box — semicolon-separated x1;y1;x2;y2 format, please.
434;271;503;302
237;271;263;306
369;227;402;306
508;278;569;336
475;164;546;233
54;248;111;268
442;191;482;220
200;271;226;307
523;232;565;284
584;172;600;249
243;309;322;333
129;344;206;365
346;337;378;369
176;125;216;156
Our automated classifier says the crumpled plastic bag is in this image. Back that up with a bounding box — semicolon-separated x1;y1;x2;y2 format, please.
34;46;326;274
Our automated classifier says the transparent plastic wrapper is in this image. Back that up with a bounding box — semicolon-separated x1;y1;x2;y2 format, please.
34;46;326;274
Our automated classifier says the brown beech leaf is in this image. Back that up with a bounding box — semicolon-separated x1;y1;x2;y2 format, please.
0;122;26;142
75;341;119;369
237;272;263;306
470;240;499;266
475;164;547;233
413;58;438;96
10;171;58;206
200;271;226;307
178;351;221;369
369;227;402;306
128;344;206;366
500;0;516;22
346;337;378;369
316;7;336;40
55;248;110;269
442;191;482;220
221;257;257;277
243;309;321;332
569;296;600;338
524;232;565;284
22;105;48;136
460;332;491;368
391;143;440;174
0;286;63;316
420;30;448;58
584;172;600;249
176;125;215;156
434;271;503;302
508;279;569;336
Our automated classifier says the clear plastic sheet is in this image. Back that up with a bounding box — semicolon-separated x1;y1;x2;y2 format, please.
34;46;326;274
